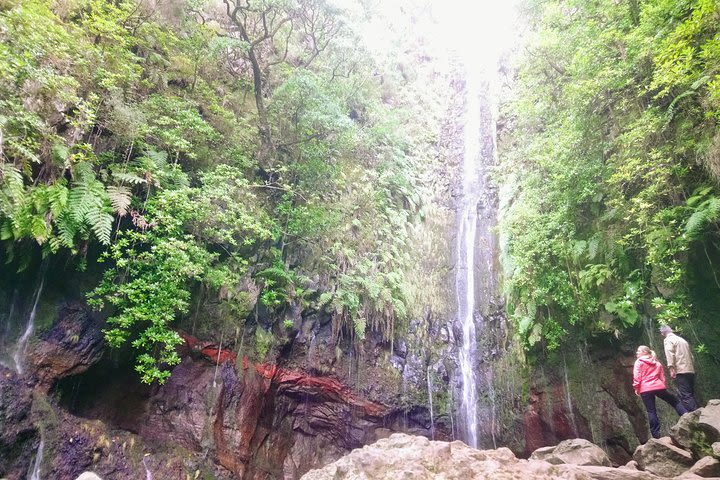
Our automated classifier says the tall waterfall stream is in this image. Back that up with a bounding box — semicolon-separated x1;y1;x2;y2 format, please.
455;68;499;449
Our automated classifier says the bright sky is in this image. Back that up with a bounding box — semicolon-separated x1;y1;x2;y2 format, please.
431;0;520;71
335;0;522;75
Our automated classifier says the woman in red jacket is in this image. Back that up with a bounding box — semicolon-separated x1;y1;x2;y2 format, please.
633;345;687;438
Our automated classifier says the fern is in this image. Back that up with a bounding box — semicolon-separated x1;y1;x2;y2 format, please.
88;209;113;244
107;185;132;216
6;140;40;164
588;235;600;261
113;171;147;185
67;162;114;245
56;212;78;248
685;197;720;239
665;75;711;126
0;221;12;241
0;163;25;215
47;182;69;219
30;215;50;244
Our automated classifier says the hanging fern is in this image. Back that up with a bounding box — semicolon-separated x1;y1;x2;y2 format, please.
665;76;711;126
0;163;25;216
113;171;147;185
685;197;720;240
107;185;132;216
63;162;114;245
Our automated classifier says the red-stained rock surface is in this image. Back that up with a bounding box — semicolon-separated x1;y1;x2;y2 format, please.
150;332;395;478
522;383;594;459
179;332;391;420
7;311;655;479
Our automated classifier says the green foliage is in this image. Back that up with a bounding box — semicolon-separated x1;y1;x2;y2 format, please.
684;186;720;239
89;231;214;384
88;162;275;382
500;0;720;356
254;327;274;361
1;0;443;383
256;249;299;308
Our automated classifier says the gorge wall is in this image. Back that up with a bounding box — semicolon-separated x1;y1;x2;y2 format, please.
3;70;719;480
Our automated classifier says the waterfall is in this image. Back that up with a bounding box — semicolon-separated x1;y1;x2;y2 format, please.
456;71;482;449
455;68;499;449
13;264;47;375
27;434;44;480
426;366;435;440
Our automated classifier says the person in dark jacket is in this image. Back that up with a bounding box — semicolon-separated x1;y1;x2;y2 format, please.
633;345;687;438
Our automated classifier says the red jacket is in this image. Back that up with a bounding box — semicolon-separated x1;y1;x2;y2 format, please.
633;355;667;394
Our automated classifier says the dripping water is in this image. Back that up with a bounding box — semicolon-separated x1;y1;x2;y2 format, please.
486;369;498;448
27;433;44;480
0;290;19;369
142;455;153;480
426;366;435;440
448;385;455;440
562;353;579;438
13;262;47;374
3;290;17;339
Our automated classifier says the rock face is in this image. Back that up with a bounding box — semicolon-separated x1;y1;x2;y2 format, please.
0;369;38;480
27;303;104;392
301;433;658;480
5;296;720;480
147;333;402;479
1;303;442;480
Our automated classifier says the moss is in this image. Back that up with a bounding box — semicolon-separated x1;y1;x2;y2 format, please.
30;391;59;471
690;427;714;459
254;326;274;361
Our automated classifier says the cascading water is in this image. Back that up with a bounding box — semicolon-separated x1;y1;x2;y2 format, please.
426;366;435;440
455;67;500;449
27;433;44;480
456;70;481;449
13;263;47;374
0;290;18;369
562;353;580;438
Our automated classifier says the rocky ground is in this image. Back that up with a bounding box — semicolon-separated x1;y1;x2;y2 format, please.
300;405;720;480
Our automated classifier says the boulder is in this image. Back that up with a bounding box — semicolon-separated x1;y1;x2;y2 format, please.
27;303;104;392
575;465;658;479
671;410;702;450
633;437;694;477
712;442;720;458
530;438;611;467
698;400;720;436
686;456;720;478
670;400;720;458
75;473;103;480
621;460;640;470
301;433;661;480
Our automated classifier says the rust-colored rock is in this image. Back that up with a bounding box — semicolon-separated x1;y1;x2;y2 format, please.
214;363;270;478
